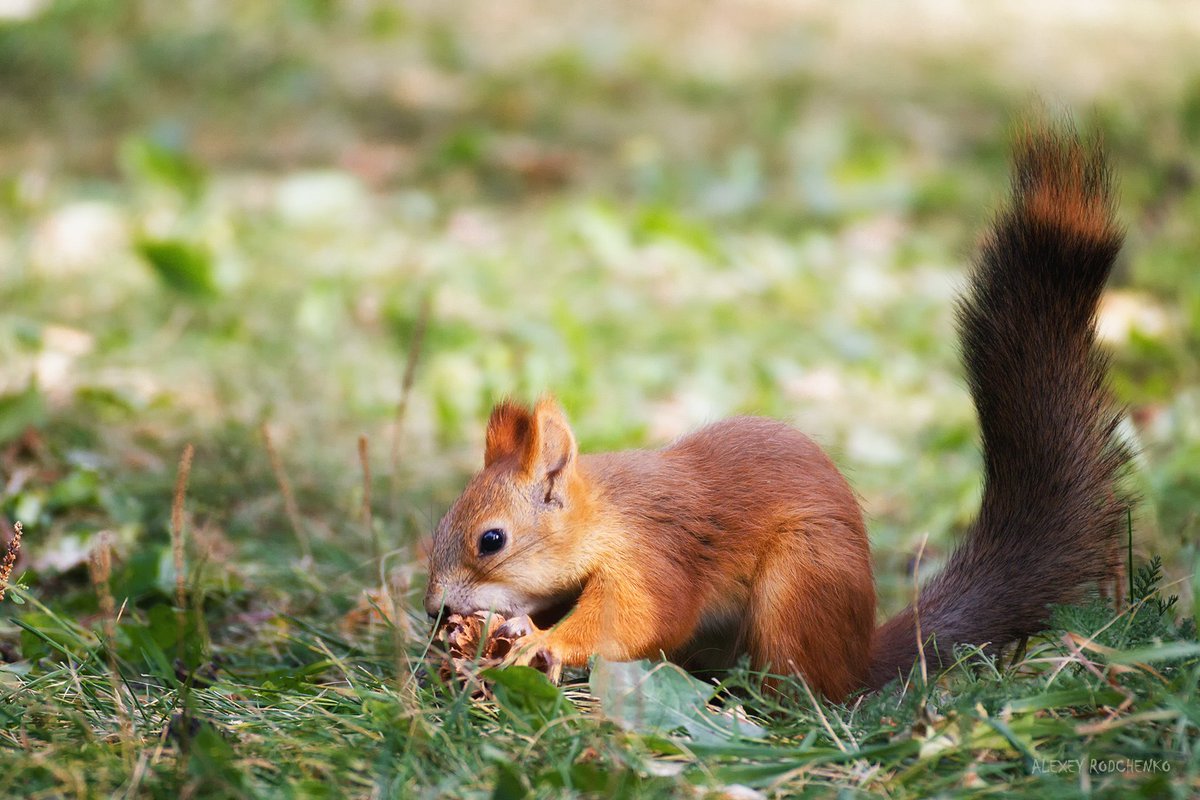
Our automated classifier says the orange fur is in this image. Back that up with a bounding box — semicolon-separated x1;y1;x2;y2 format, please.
484;400;533;467
1012;126;1118;245
427;403;874;699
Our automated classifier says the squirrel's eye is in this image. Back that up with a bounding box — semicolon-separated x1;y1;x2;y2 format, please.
478;528;506;556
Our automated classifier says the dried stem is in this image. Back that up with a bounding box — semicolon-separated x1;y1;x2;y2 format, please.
89;532;134;753
911;534;929;690
171;444;195;665
358;435;382;566
262;423;312;560
90;533;116;642
389;293;431;509
0;520;23;602
171;445;194;612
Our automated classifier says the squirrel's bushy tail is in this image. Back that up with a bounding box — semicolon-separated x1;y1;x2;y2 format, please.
867;127;1132;689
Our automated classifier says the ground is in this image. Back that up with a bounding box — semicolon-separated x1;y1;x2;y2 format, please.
0;1;1198;797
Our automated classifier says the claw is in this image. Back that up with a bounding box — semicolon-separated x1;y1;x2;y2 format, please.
493;616;563;682
494;614;537;640
529;647;563;684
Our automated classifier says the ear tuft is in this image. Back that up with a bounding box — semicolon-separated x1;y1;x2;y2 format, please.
484;400;534;467
522;396;578;497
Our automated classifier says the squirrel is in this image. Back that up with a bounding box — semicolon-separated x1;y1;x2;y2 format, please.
423;125;1132;700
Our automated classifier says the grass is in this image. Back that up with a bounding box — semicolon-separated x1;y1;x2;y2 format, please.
1;1;1200;796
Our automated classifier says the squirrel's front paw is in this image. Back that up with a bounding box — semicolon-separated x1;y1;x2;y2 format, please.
495;616;563;683
494;614;538;641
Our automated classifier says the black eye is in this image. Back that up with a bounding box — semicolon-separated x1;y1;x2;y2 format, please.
478;528;506;556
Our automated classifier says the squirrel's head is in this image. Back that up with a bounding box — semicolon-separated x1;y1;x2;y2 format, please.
425;397;591;620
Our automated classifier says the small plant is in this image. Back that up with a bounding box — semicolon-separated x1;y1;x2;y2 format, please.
1132;555;1180;617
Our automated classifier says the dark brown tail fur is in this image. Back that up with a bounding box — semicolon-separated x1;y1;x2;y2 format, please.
866;126;1132;689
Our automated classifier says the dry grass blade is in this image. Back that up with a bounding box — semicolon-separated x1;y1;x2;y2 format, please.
262;423;312;560
88;531;134;752
89;532;116;638
389;570;417;703
912;534;929;689
1059;632;1136;712
389;292;431;506
171;444;194;613
358;434;381;564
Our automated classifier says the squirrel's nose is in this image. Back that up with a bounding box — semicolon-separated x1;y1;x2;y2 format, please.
424;585;454;622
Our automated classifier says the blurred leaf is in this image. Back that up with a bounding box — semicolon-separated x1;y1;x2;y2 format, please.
118;601;206;670
136;238;218;298
1182;79;1200;145
1106;641;1200;665
1004;686;1128;713
1193;549;1200;623
120;136;206;199
559;763;610;793
113;546;166;601
187;723;246;793
437;128;487;169
33;530;97;574
634;205;721;257
121;613;176;684
591;659;766;744
366;6;408;36
1151;443;1200;543
14;612;91;662
425;23;466;71
46;469;99;510
0;384;45;444
490;760;528;800
10;491;42;534
13;320;42;349
481;665;568;728
76;386;140;418
288;0;336;24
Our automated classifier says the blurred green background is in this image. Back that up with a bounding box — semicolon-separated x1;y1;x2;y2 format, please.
2;0;1198;623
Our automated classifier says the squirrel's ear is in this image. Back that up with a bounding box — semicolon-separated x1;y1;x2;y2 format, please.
522;396;577;503
484;400;534;467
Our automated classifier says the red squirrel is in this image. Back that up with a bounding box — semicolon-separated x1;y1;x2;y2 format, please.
423;126;1131;700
